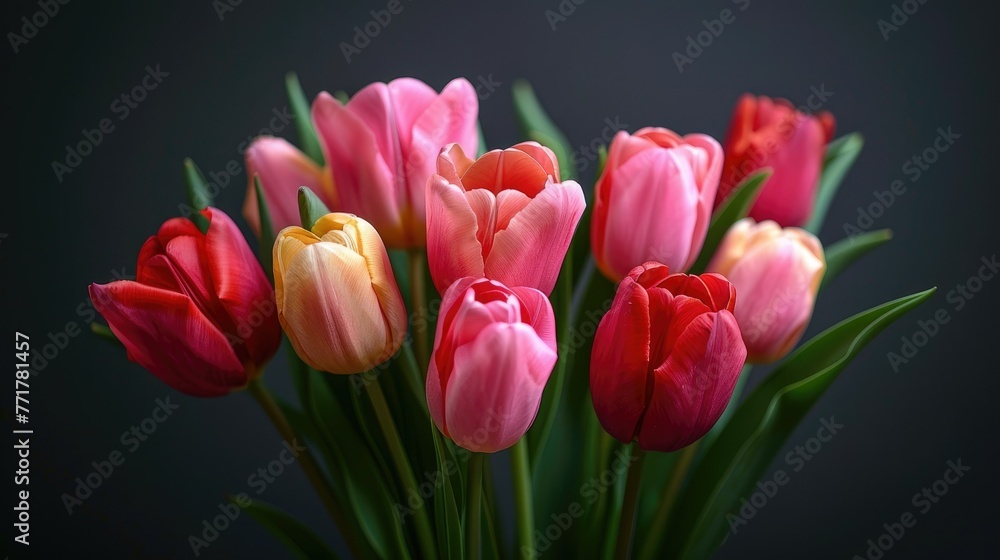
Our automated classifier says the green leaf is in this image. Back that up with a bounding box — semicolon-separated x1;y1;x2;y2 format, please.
596;144;608;181
254;176;276;284
431;426;465;559
805;133;864;234
183;158;212;233
298;186;330;230
512;79;576;181
285;72;325;166
334;90;350;105
821;229;893;290
659;287;937;560
689;169;771;273
476;121;488;158
238;498;341;559
90;323;123;348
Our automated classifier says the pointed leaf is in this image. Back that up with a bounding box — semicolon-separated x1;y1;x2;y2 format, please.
512;79;576;181
254;176;276;283
183;158;212;233
689;169;771;273
821;228;893;290
334;90;350;105
285;72;325;165
298;186;331;230
238;498;341;560
805;133;864;234
659;287;936;559
90;322;123;348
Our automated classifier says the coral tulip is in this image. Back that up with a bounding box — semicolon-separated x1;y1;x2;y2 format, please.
716;94;836;227
90;208;281;397
426;142;585;295
591;128;723;281
273;213;406;374
426;277;557;453
590;262;746;452
708;218;825;363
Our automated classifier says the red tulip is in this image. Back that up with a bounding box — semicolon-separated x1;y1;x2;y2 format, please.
590;262;746;452
426;142;585;295
716;94;835;227
90;208;281;397
426;277;557;452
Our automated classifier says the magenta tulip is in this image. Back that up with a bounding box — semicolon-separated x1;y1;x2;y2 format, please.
426;277;557;453
426;142;585;296
591;128;723;282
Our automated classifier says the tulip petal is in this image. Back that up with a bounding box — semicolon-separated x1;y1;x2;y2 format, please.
435;143;476;187
486;180;585;295
510;286;557;353
444;322;557;452
204;208;281;365
637;311;745;451
279;243;389;374
590;277;652;443
90;282;245;397
242;137;331;235
462;149;549;196
426;178;487;293
511;141;560;180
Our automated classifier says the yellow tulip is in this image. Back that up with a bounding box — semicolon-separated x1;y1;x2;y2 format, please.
273;213;406;374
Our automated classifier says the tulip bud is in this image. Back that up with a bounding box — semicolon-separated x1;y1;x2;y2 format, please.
716;94;836;227
708;219;825;363
273;213;407;374
591;128;723;282
426;142;586;295
90;208;281;397
426;277;557;453
312;78;480;249
590;262;746;452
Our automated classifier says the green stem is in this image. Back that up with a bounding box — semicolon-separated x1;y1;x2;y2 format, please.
637;444;698;560
399;341;427;414
613;448;646;560
408;248;430;371
511;438;535;559
366;378;437;560
467;453;485;560
247;379;364;558
530;249;573;461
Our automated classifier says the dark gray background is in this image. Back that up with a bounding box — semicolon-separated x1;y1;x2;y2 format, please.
4;0;998;558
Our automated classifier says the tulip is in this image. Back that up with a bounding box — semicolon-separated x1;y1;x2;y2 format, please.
90;208;281;397
311;77;479;248
273;212;406;374
426;277;557;453
243;136;335;236
590;262;746;452
591;128;723;282
716;94;836;227
426;142;585;295
708;218;825;363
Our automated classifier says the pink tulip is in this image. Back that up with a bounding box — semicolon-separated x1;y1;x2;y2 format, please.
426;142;585;296
426;277;557;453
708;218;826;363
243;137;334;235
591;128;723;282
312;78;479;248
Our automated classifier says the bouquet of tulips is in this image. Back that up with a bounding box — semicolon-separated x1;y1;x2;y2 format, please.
89;75;933;559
